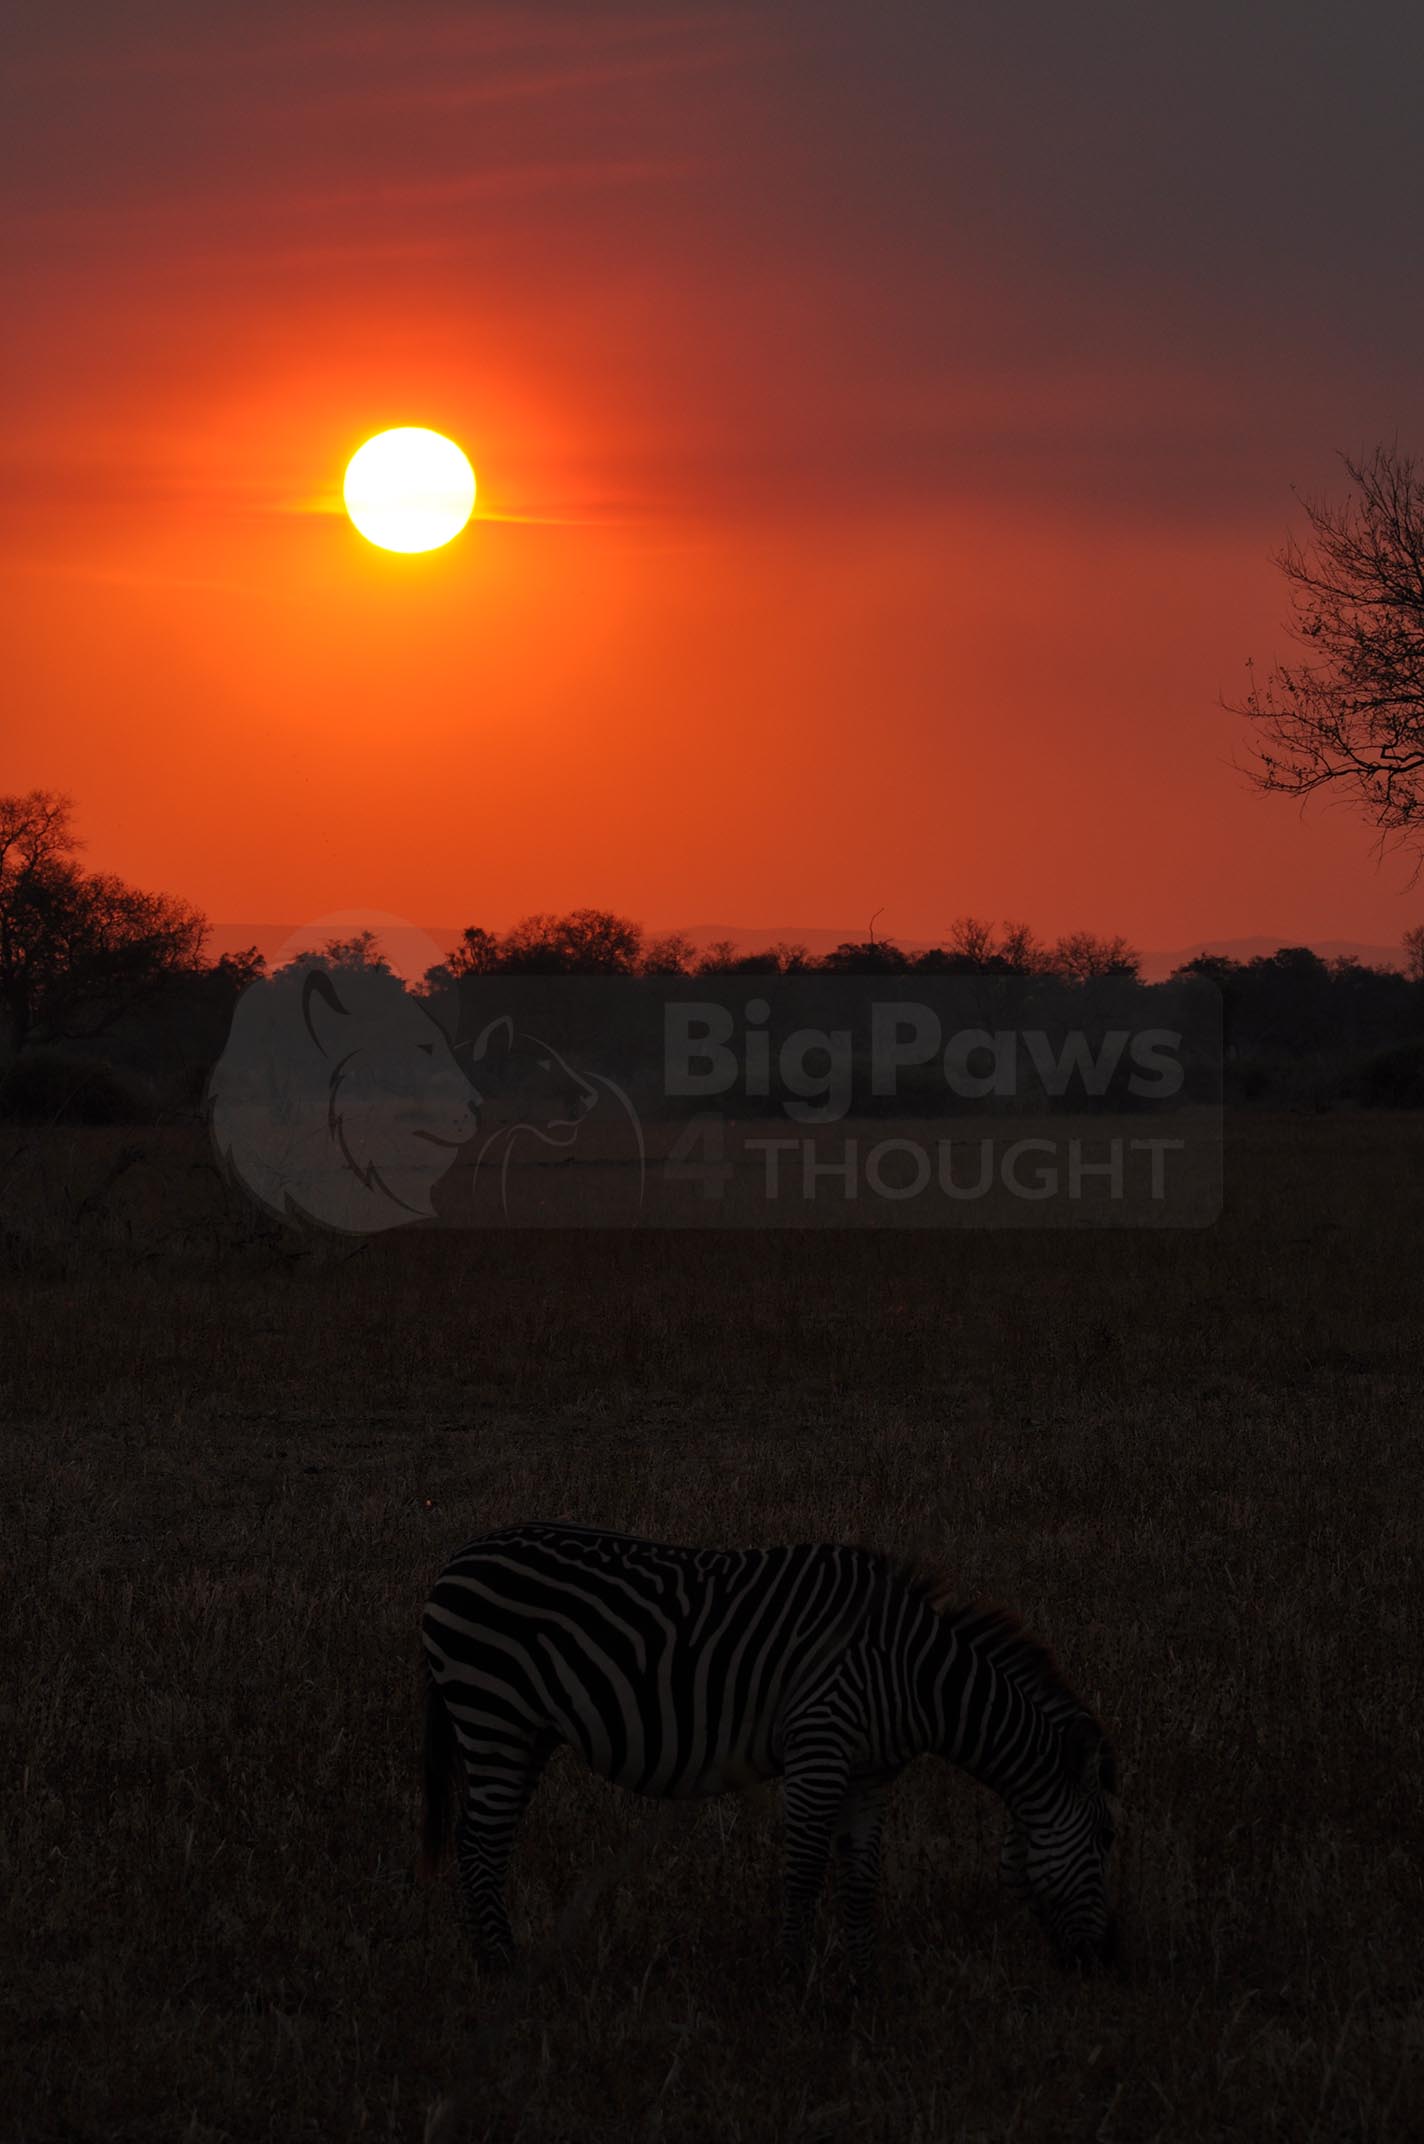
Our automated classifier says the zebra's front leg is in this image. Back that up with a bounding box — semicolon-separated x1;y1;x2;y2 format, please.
834;1775;895;1989
780;1739;852;1983
454;1733;553;1973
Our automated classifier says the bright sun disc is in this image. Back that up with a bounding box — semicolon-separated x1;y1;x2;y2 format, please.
342;428;476;553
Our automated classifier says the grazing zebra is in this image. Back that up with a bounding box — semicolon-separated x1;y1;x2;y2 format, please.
419;1521;1118;1983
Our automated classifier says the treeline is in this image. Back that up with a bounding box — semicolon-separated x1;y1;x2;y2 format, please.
0;790;1145;1074
424;912;1140;983
423;920;1424;1112
5;788;1424;1120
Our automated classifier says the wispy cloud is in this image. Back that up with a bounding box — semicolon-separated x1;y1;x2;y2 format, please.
3;156;699;241
283;495;611;527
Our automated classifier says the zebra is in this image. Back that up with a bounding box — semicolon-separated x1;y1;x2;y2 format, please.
419;1521;1118;1984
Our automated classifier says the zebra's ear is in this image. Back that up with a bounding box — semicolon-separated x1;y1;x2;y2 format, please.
1064;1717;1114;1795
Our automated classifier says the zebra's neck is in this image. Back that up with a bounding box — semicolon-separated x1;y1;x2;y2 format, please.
917;1601;1084;1798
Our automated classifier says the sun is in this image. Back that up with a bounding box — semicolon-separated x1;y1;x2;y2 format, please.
342;428;476;553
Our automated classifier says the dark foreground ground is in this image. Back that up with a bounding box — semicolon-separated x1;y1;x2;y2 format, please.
3;1114;1422;2142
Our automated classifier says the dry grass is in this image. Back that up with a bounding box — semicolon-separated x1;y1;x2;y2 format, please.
2;1113;1422;2141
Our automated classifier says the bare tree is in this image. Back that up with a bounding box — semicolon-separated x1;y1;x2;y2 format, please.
946;915;997;967
1051;931;1140;983
998;920;1047;975
1402;924;1424;982
1234;446;1424;857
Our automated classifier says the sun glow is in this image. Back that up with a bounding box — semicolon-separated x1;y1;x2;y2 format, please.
342;428;476;553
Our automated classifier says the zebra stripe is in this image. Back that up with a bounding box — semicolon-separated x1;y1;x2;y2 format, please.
420;1522;1118;1981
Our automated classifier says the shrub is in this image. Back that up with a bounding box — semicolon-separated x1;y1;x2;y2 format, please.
1344;1038;1424;1109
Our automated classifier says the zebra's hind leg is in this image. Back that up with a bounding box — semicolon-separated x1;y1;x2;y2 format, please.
833;1776;895;1990
453;1730;555;1972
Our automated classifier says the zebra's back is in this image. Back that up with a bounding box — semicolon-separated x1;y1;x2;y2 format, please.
421;1522;888;1797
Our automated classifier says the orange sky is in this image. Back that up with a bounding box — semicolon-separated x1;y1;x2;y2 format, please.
6;2;1424;955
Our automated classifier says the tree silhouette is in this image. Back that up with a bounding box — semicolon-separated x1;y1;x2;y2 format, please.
0;790;206;1052
498;909;642;974
1234;446;1424;857
277;929;393;978
820;939;911;974
641;932;697;976
694;939;741;975
918;917;1050;975
998;921;1047;975
947;915;997;967
1050;931;1140;983
445;926;502;978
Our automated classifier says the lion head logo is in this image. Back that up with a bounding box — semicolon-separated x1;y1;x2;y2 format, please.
466;1015;645;1221
209;962;478;1234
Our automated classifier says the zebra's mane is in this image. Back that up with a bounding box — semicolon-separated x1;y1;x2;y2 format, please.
872;1550;1094;1724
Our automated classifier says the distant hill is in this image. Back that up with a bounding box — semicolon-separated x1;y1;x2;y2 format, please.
204;921;1408;984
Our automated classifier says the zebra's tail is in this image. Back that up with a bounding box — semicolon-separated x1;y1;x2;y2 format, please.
417;1669;456;1882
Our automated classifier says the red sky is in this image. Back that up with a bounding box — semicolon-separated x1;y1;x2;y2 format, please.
6;2;1424;957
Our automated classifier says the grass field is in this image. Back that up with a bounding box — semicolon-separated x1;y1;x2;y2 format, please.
3;1113;1422;2141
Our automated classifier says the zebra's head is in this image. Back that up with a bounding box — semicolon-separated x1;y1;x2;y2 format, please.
999;1715;1118;1971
